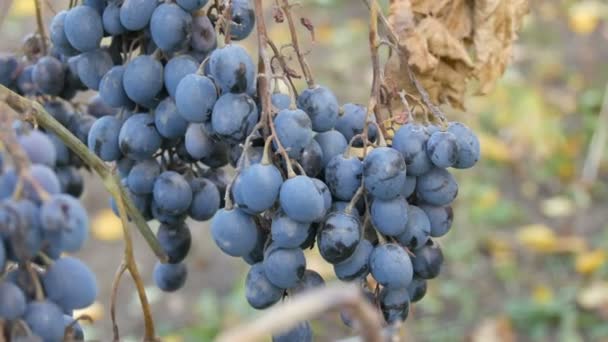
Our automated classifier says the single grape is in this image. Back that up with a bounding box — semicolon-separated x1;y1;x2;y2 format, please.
314;130;348;167
411;240;443;279
426;130;459;168
200;139;230;168
123;55;164;106
118;113;162;160
184;123;214;160
87;94;118;118
17;65;37;96
271;210;312;248
176;74;218;123
76;49;113;91
369;243;413;289
68;113;97;145
127;159;160;195
0;281;27;319
392;123;433;176
164;55;198;98
157;222;192;264
401;175;416;198
334;239;373;281
153;262;187;292
297;139;323;177
24;301;65;342
363;147;407;200
18;130;57;167
317;212;361;264
153;171;193;215
42;257;98;311
154;97;188;138
297;85;339;132
419;204;453;238
40;194;89;252
263;245;306;289
274;109;313;158
188;177;220;221
279;176;327;223
120;0;158;31
325;154;362;201
234;163;282;213
272;322;312;342
396;205;431;250
416;167;458;206
0;56;18;87
407;277;427;302
211;93;258;143
102;2;126;35
65;5;103;52
49;11;78;56
191;15;217;53
370;196;409;236
43;100;72;126
271;92;291;110
313;178;332;220
230;0;255;41
117;157;135;179
335;103;378;147
24;165;61;203
290;270;325;294
150;4;193;53
87;115;122;161
99;65;133;108
379;287;410;324
208;44;256;94
32;56;65;96
242;229;268;265
211;208;260;257
150;200;185;225
245;263;283;310
448;122;480;169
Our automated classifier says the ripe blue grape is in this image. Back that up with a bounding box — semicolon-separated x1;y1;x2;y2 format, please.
49;11;77;56
401;175;416;198
83;0;106;14
369;243;413;289
99;66;132;108
334;239;372;281
271;210;311;248
392;123;433;176
87;115;122;161
153;171;193;215
177;0;208;12
17;65;37;96
325;154;362;201
189;177;220;221
176;74;218;123
448;122;480;169
272;322;312;342
211;208;260;257
279;176;327;223
164;55;198;98
335;103;377;147
317;212;361;264
274;109;313;158
120;0;158;31
419;204;453;238
271;92;291;110
157;222;192;264
87;94;118;118
42;257;98;311
24;165;61;203
191;15;217;53
44;100;72;126
426;130;459;168
416;167;458;206
0;281;27;319
411;241;443;279
118;113;162;160
76;49;113;91
263;245;306;289
65;5;103;52
297;139;323;177
379;287;409;324
153;262;187;292
127;159;160;195
230;0;255;41
234;163;282;213
18;131;57;167
297;85;339;132
211;93;258;143
102;2;126;35
370;196;408;236
24;300;65;342
245;263;283;309
154;97;188;138
0;56;18;88
363;147;407;200
291;270;325;294
396;205;430;250
150;4;192;53
32;56;65;96
407;277;427;302
40;194;89;252
123;55;164;106
208;44;256;94
184;123;214;160
314;130;348;167
55;166;84;197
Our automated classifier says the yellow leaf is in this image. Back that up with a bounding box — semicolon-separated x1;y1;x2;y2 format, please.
516;224;558;253
568;2;602;35
532;285;553;304
73;301;104;324
575;250;606;275
91;209;123;241
577;282;608;311
541;197;574;218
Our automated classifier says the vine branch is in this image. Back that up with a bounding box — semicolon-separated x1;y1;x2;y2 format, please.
279;0;315;88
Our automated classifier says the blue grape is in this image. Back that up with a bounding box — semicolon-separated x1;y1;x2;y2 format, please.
6;200;43;261
396;205;430;250
189;177;220;221
127;159;160;195
279;176;327;223
363;147;407;200
330;201;360;218
102;2;126;35
231;142;263;167
176;74;218;123
297;85;339;132
44;101;72;126
49;11;78;56
272;322;312;342
118;113;162;160
0;281;27;319
334;239;373;281
191;15;217;53
271;93;291;110
17;65;37;96
55;166;84;197
153;262;187;292
370;196;409;236
32;56;65;96
42;257;98;311
76;49;113;90
379;287;409;324
245;263;283;309
153;171;192;215
335;103;377;147
297;139;323;177
416;167;458;206
274;109;313;158
117;157;135;179
426;130;459;168
401;175;416;198
235;163;282;213
184;123;214;159
208;44;256;94
211;208;259;257
83;0;106;14
99;66;132;108
313;178;331;219
271;210;311;248
447;122;480;169
25;165;61;203
68;113;96;145
242;228;268;265
291;270;325;294
157;222;191;264
317;212;361;264
0;56;18;87
164;55;198;98
411;240;443;279
40;194;89;252
87;94;118;118
154;97;188;138
150;199;184;225
230;0;255;41
120;0;158;31
392;123;433;176
18;131;57;167
324;154;362;201
314;130;347;167
419;204;453;238
369;243;413;289
87;115;122;161
200;139;230;168
63;314;84;340
177;0;208;11
24;301;65;342
211;93;258;143
408;277;427;302
123;55;164;106
65;5;103;52
150;4;192;53
263;245;306;289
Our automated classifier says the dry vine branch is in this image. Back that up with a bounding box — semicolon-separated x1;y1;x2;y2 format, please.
215;283;383;342
279;0;315;88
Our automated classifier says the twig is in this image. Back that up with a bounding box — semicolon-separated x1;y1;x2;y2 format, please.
581;82;608;184
33;0;48;55
110;262;127;342
279;0;315;87
215;283;383;342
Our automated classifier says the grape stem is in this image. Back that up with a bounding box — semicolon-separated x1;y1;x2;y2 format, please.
267;39;299;98
215;283;383;342
33;0;48;56
222;0;232;45
278;0;315;88
110;261;127;341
